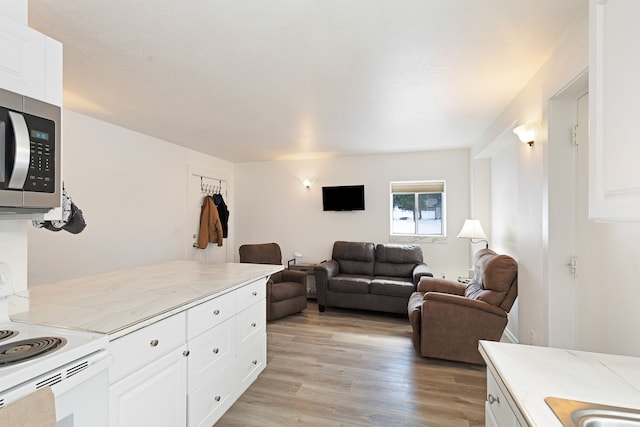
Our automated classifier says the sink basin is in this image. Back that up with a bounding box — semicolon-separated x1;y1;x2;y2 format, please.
546;397;640;426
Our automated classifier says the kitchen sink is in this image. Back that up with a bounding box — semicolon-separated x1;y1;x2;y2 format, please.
546;396;640;426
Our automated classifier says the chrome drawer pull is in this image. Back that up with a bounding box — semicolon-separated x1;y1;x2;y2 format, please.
251;322;257;327
252;291;258;296
213;309;220;315
252;360;258;365
150;339;159;347
183;350;190;357
212;348;219;354
487;394;500;405
214;396;221;402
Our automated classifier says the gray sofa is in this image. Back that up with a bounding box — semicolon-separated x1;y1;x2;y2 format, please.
315;241;433;314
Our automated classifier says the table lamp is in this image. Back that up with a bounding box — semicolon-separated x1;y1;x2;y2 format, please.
457;219;488;249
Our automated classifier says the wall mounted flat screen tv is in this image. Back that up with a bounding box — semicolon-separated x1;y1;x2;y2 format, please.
322;185;365;211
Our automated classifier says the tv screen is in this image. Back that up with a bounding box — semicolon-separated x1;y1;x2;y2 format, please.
322;185;365;211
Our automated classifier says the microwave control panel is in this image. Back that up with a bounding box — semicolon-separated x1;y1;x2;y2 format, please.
24;113;55;193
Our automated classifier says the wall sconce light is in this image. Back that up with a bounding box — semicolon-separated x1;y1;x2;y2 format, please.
303;179;311;189
513;123;539;146
457;219;488;249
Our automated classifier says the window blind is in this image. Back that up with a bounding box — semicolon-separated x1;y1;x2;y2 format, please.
391;181;445;193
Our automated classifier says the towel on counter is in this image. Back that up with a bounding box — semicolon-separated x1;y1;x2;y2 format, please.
0;386;56;427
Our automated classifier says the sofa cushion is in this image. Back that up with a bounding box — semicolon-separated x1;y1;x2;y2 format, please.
328;275;371;294
332;241;375;276
374;244;423;278
370;277;416;298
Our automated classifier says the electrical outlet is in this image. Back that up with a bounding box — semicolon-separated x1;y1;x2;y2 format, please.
529;330;536;345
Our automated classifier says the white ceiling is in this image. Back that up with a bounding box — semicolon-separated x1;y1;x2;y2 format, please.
27;0;587;163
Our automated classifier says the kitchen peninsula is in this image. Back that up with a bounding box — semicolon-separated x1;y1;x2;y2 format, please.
12;260;282;426
480;341;640;426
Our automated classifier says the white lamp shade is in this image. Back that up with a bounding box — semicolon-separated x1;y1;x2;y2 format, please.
457;219;487;240
513;123;538;144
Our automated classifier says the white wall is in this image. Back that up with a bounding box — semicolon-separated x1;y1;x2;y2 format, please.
27;110;233;285
467;13;640;356
472;15;588;345
235;150;470;279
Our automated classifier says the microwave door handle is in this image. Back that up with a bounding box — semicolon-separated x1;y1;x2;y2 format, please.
6;111;30;189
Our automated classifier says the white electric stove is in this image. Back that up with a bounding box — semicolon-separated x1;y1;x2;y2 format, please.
0;263;110;426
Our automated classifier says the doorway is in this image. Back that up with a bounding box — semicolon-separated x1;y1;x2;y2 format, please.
187;169;229;263
546;71;588;349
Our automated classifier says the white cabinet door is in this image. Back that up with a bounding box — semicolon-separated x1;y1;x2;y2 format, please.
485;401;499;427
589;0;640;221
485;369;522;427
0;14;62;106
109;347;188;427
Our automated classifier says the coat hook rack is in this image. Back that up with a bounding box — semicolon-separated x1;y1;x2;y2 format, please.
197;175;228;197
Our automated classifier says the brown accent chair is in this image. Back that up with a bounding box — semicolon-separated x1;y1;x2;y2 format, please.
407;248;518;365
239;243;307;321
315;241;433;314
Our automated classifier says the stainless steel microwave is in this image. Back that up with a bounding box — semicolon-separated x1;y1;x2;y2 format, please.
0;87;61;212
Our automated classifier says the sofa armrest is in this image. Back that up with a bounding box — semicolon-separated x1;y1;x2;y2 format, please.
314;260;339;309
282;269;306;285
412;263;433;284
316;260;339;279
419;292;508;364
417;277;466;295
423;292;506;317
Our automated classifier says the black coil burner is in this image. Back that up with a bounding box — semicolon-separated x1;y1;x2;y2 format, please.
0;337;67;366
0;330;18;342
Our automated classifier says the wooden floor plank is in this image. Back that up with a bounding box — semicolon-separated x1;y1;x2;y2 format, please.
217;302;486;427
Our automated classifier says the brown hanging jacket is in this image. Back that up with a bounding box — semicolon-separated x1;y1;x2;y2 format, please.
196;196;223;249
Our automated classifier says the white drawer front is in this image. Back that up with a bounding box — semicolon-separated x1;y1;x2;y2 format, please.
187;318;234;393
187;290;235;340
235;277;267;313
109;312;186;383
235;301;266;353
235;334;266;396
188;367;232;427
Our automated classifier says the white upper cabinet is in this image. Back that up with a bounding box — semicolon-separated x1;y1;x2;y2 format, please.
589;0;640;221
0;13;62;106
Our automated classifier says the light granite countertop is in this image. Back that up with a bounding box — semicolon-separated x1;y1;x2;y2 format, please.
10;261;282;339
480;341;640;426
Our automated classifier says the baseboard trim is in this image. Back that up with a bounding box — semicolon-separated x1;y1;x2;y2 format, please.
502;327;519;344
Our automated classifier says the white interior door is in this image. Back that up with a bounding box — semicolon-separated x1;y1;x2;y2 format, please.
188;172;227;263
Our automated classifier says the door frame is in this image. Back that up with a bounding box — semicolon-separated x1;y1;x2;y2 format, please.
545;70;588;349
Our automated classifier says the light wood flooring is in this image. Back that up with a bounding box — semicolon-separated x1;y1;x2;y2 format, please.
217;301;486;427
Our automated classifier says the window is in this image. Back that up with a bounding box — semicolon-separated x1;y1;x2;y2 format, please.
390;181;446;236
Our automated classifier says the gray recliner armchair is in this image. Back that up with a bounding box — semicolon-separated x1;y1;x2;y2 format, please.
407;248;518;364
239;243;307;321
